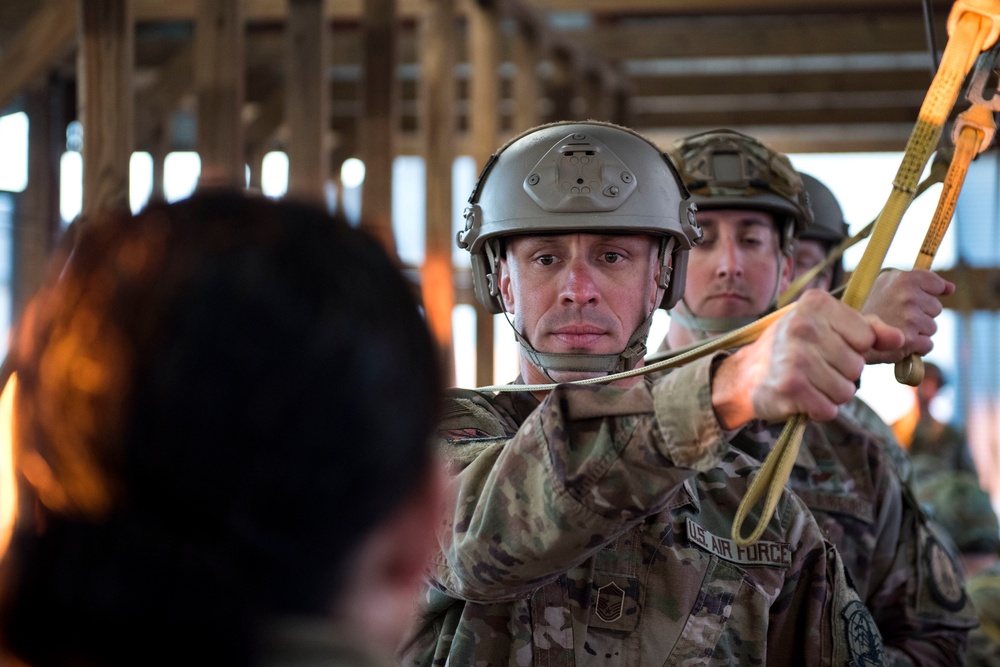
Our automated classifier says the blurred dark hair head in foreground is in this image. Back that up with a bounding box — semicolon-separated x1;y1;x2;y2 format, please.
0;190;442;665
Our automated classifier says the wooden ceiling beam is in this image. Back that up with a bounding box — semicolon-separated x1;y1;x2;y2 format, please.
527;0;953;14
132;0;952;21
632;104;921;132
630;69;933;97
645;123;917;153
570;14;946;61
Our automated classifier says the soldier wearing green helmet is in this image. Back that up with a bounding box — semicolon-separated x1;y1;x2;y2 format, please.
658;129;977;665
403;121;899;666
794;172;850;293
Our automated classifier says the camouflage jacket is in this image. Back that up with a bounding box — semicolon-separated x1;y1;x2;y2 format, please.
401;357;885;666
967;560;1000;667
735;414;978;667
909;417;978;481
839;397;913;484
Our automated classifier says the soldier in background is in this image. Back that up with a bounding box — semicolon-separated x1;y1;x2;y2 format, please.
403;121;895;666
894;361;979;485
660;130;977;665
915;472;1000;666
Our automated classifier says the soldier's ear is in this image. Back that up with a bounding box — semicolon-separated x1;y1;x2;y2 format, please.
778;254;793;294
332;462;447;649
499;257;516;314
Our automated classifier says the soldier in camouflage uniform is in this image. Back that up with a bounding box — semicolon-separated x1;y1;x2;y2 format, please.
968;566;1000;667
401;121;899;666
659;130;978;665
914;472;1000;666
905;362;979;484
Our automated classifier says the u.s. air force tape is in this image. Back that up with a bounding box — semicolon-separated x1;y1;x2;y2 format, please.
686;517;791;568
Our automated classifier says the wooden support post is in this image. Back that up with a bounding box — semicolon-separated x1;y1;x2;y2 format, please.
135;43;193;152
359;0;399;258
511;23;540;133
195;0;245;189
612;85;631;127
584;68;614;123
245;89;284;161
420;0;457;383
77;0;133;218
548;48;574;123
16;85;61;323
149;122;169;203
247;144;265;193
467;0;499;386
286;0;329;201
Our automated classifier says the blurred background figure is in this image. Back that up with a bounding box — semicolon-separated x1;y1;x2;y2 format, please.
915;472;1000;666
0;191;444;666
893;361;979;485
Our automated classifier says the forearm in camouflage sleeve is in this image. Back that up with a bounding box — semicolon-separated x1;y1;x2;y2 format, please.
434;357;728;602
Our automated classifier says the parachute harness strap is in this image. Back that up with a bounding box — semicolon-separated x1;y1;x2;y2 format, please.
732;0;1000;547
776;158;950;310
895;103;998;384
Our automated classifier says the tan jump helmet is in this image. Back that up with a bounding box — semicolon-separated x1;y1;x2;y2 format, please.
457;121;702;374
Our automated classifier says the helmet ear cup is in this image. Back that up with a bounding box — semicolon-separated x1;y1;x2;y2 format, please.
661;248;688;310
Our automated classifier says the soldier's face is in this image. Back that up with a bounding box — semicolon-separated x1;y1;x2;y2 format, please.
499;232;661;382
683;209;791;319
793;239;834;293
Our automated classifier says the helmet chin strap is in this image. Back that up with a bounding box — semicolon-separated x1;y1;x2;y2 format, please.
668;298;757;340
505;311;655;376
669;251;786;341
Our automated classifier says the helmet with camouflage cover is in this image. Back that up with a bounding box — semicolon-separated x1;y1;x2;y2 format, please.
457;120;702;375
915;471;1000;555
667;129;812;257
664;129;812;337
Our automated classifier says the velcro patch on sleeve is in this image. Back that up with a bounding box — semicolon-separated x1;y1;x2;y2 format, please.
686;517;791;568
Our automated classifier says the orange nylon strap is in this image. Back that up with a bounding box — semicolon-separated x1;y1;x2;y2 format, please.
895;103;996;384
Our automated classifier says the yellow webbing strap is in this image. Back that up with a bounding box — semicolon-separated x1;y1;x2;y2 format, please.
776;158;951;309
476;303;796;393
894;103;996;385
731;0;1000;546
